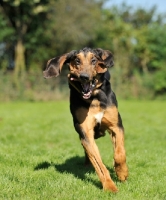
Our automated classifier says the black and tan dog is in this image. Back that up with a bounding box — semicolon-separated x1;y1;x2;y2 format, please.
43;47;128;192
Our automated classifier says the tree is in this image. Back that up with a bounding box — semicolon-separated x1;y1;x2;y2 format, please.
0;0;50;86
44;0;103;56
94;3;166;97
0;0;104;68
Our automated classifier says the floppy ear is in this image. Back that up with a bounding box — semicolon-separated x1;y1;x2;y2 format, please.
94;48;114;68
43;50;76;79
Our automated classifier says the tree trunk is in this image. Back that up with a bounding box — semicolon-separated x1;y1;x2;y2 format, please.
13;39;26;88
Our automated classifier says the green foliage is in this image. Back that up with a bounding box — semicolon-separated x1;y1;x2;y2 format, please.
153;66;166;93
93;4;166;97
0;15;14;42
0;101;166;199
0;0;52;71
43;0;103;56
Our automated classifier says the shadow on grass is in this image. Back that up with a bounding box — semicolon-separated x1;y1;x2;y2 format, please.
34;156;118;190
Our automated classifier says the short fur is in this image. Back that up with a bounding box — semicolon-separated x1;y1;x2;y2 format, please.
43;47;128;192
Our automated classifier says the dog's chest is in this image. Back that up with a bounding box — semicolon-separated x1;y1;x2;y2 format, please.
94;112;104;123
90;99;105;124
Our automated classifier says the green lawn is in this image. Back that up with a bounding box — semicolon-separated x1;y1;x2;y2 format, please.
0;101;166;200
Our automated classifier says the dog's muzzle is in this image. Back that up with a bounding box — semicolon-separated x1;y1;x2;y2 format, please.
79;73;95;99
81;81;95;99
70;73;96;99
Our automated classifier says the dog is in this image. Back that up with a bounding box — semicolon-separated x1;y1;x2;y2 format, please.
43;47;128;192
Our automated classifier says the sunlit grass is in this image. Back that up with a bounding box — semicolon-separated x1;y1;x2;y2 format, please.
0;101;165;199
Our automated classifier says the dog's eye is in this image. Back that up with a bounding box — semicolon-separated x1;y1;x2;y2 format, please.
91;58;97;65
75;58;80;66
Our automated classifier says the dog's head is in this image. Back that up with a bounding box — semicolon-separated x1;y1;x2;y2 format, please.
43;47;113;99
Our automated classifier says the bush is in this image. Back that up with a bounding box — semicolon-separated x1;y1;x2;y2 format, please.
0;70;69;102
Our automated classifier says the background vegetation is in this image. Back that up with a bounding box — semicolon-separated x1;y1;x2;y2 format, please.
0;101;166;199
0;0;166;101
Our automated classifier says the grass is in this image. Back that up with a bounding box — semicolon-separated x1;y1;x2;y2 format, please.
0;100;166;200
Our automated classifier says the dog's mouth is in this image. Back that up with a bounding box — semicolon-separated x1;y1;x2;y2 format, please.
81;81;95;99
70;75;96;99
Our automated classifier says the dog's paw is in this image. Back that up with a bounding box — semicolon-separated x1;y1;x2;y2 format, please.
103;180;118;192
115;163;128;181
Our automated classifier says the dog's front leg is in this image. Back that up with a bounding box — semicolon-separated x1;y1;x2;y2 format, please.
102;106;128;181
111;123;128;181
75;122;118;192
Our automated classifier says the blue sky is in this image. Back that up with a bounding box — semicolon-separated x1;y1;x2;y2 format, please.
105;0;166;14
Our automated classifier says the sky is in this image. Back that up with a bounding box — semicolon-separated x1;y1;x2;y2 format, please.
105;0;166;14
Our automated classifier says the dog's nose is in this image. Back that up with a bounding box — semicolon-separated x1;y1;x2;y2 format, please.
80;73;89;81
